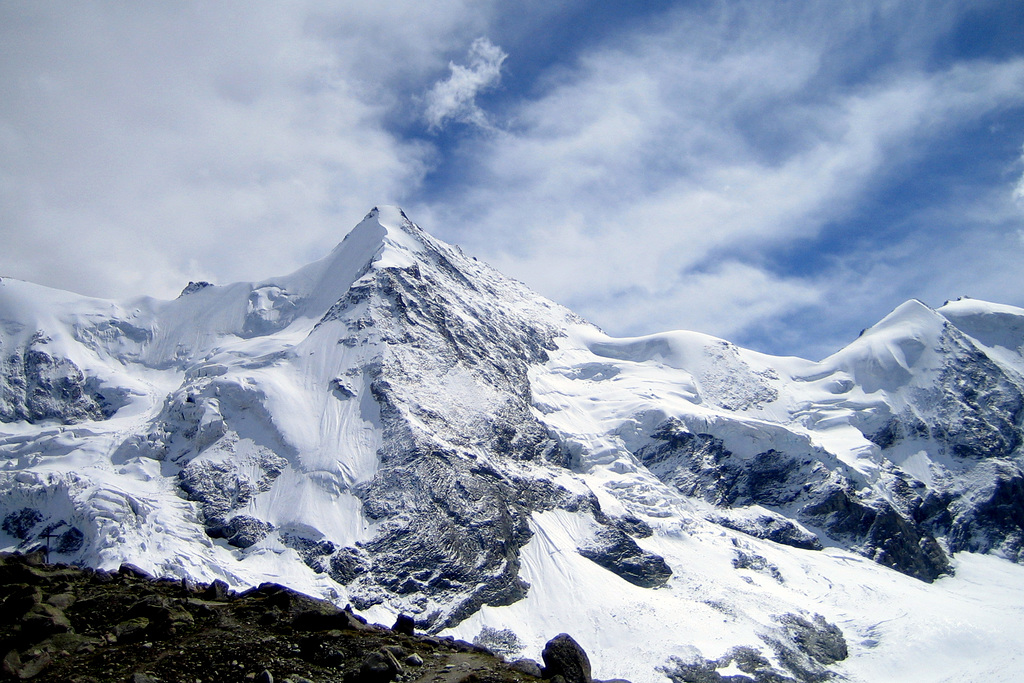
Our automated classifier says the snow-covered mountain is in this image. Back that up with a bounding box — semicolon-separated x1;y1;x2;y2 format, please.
3;207;1024;682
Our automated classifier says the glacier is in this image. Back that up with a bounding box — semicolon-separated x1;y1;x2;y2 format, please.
2;206;1024;682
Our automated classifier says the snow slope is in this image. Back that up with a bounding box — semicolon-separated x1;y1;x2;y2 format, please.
3;207;1024;682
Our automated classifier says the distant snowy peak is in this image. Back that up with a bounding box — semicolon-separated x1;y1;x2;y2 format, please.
822;297;1024;391
865;296;1024;358
232;204;563;340
938;297;1024;357
319;205;456;286
127;206;476;362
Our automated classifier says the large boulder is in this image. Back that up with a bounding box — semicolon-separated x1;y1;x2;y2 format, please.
542;633;591;683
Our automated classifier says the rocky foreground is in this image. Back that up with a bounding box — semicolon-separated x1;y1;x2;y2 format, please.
0;552;600;683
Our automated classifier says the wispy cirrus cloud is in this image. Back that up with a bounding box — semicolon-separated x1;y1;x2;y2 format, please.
424;37;507;131
422;1;1024;356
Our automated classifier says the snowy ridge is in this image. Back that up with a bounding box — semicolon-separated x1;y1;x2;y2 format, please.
3;209;1024;682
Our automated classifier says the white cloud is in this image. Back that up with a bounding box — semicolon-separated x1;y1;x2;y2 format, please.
1015;142;1024;207
577;261;823;344
0;1;496;299
426;3;1024;355
424;37;507;130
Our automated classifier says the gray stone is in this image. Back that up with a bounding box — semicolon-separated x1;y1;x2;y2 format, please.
46;592;76;609
509;658;543;677
126;596;194;634
2;650;52;679
202;578;231;601
292;609;365;632
777;613;848;665
391;613;415;636
541;634;591;683
118;563;152;579
23;602;73;639
381;645;407;660
4;584;43;616
113;617;150;643
357;650;401;683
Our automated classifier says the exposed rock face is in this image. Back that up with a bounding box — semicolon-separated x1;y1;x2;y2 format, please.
866;338;1024;460
775;614;848;667
659;612;847;683
179;281;213;297
709;512;822;551
1;508;44;540
1;504;87;560
576;525;671;588
296;218;605;629
0;335;125;424
833;304;1024;569
637;418;950;581
947;464;1024;561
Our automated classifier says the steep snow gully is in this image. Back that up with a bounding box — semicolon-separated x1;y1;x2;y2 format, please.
3;207;1024;682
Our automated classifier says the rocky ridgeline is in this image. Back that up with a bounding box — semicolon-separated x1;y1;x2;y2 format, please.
0;552;606;683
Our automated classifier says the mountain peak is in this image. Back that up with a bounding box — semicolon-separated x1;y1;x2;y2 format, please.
369;206;429;263
334;205;433;271
366;204;411;228
267;207;431;319
938;297;1024;351
870;298;942;331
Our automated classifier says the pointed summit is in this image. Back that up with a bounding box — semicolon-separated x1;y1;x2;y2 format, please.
266;206;435;322
341;205;433;270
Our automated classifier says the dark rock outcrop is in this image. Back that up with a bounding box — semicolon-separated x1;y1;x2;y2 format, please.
541;633;592;683
660;613;847;683
179;281;214;297
947;465;1024;561
0;336;126;424
392;614;415;636
577;526;672;588
638;418;951;582
710;512;822;551
2;508;43;540
310;229;600;630
800;484;949;581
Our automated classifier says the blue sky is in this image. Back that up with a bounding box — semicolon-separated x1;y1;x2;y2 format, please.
2;1;1023;360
